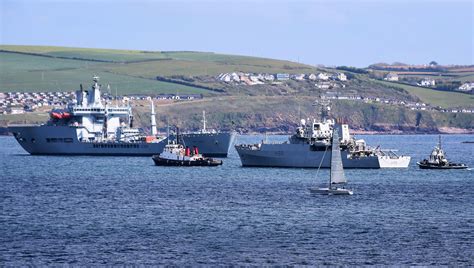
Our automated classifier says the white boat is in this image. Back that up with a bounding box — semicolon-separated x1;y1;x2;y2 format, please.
309;125;353;195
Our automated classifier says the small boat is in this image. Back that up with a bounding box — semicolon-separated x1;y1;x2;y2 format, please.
152;143;223;167
309;126;353;195
417;136;468;169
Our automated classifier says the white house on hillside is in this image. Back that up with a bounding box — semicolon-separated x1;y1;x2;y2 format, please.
457;82;474;92
291;74;305;81
317;73;329;80
384;73;399;81
418;78;436;87
336;72;347;81
307;73;317;80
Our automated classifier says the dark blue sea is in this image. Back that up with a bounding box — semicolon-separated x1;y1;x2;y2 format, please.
1;134;473;265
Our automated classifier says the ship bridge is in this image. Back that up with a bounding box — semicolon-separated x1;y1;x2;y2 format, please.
71;106;130;116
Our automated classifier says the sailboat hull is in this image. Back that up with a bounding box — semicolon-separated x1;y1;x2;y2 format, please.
309;187;353;195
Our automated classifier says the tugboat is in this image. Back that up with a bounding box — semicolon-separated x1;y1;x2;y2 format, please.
417;136;468;169
152;143;223;166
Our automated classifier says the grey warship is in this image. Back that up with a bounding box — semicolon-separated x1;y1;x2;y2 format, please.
9;77;235;156
235;118;411;168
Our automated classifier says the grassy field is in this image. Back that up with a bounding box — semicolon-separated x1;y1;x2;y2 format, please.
94;58;315;78
0;52;214;94
373;80;474;108
0;45;317;93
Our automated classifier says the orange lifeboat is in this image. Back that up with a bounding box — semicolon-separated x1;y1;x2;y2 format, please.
51;112;63;119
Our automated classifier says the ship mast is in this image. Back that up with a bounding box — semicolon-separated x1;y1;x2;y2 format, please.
202;110;207;132
150;100;157;136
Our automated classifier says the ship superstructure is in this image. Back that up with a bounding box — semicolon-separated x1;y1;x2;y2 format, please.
235;118;411;168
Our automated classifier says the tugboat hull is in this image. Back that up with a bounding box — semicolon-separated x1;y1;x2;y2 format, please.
152;155;223;166
417;162;468;169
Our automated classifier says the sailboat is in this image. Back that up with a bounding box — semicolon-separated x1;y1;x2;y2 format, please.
309;126;353;195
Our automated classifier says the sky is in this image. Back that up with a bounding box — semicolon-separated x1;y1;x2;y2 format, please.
0;0;473;67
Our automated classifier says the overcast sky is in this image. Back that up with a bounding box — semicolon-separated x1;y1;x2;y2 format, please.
1;0;472;67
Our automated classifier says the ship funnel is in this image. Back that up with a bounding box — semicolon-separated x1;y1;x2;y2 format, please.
150;100;157;136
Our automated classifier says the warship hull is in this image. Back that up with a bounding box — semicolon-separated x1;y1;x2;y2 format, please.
235;143;410;169
174;131;237;157
9;125;236;157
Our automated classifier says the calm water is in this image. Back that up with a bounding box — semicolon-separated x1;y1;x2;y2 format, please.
1;134;473;265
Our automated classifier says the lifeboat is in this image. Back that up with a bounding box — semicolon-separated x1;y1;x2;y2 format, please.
50;110;72;120
51;112;63;119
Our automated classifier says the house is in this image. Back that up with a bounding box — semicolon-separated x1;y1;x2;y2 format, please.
291;74;305;81
418;78;436;87
336;73;347;81
457;82;474;92
317;73;329;80
239;75;255;85
231;72;240;82
307;73;317;81
220;73;232;82
263;74;275;81
276;73;290;81
384;73;399;81
249;75;264;85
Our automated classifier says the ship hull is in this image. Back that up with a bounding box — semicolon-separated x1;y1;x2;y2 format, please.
176;131;237;157
417;162;468;169
235;143;410;169
9;125;236;157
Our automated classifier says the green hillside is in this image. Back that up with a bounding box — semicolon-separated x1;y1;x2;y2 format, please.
0;45;317;93
372;80;474;108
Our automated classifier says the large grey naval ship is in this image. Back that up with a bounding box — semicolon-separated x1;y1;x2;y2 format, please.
235;118;411;168
9;77;236;156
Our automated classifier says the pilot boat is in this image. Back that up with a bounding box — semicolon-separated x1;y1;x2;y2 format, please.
152;143;223;166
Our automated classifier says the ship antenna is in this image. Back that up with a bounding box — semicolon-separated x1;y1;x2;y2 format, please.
438;135;441;149
202;110;206;132
167;119;170;145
